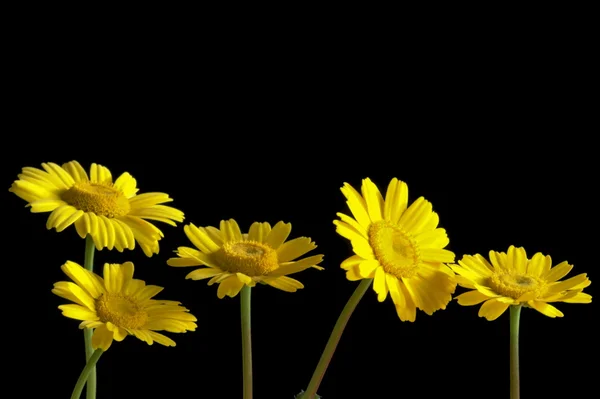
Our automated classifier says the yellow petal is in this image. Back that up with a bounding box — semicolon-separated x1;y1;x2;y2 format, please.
334;220;367;243
508;246;527;274
351;237;374;259
61;261;105;298
136;285;164;301
358;260;379;278
58;304;99;321
220;219;243;242
30;199;64;213
545;273;589;295
168;257;203;267
421;248;455;264
340;255;363;271
269;255;324;277
340;182;371;229
217;275;245;298
103;263;124;293
147;331;176;347
383;178;408;224
90;163;112;184
562;292;592;304
91;324;114;350
398;197;433;234
527;253;550;277
277;237;317;263
264;276;304;292
345;266;363;281
41;162;75;187
61;161;89;183
336;213;368;239
478;299;510;320
113;172;138;198
414;228;449;249
52;281;96;310
106;322;128;341
458;255;494;278
185;268;223;280
456;290;491;306
528;300;564;318
542;261;573;283
361;178;384;222
265;221;292;249
373;266;388;302
248;222;271;243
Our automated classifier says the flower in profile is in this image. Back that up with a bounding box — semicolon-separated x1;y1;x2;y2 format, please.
334;178;456;322
52;261;196;350
167;219;324;298
451;245;592;320
9;161;184;256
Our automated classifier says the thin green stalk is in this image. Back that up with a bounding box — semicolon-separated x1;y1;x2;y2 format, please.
84;236;97;399
241;285;253;399
510;305;522;399
303;279;373;399
71;349;103;399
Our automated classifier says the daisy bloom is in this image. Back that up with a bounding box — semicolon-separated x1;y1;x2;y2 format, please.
167;219;324;298
53;260;197;351
334;178;456;321
9;161;184;256
451;245;592;320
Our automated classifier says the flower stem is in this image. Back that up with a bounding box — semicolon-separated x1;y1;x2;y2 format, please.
71;349;103;399
510;305;522;399
241;285;253;399
84;236;97;399
302;278;373;399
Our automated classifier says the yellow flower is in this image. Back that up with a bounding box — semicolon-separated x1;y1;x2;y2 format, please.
167;219;324;298
451;245;592;320
334;178;456;322
52;261;197;351
9;161;184;256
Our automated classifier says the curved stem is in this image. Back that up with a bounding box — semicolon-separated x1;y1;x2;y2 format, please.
303;279;373;399
83;236;97;399
241;286;253;399
71;349;103;399
510;305;522;399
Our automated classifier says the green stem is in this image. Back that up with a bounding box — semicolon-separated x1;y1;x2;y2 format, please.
303;278;373;399
71;349;103;399
510;305;522;399
84;236;97;399
241;285;253;399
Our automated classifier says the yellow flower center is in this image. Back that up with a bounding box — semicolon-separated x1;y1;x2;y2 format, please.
62;181;130;217
368;221;420;278
96;294;147;329
215;241;279;276
489;273;544;299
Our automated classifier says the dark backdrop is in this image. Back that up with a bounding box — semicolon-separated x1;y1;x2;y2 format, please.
3;31;597;399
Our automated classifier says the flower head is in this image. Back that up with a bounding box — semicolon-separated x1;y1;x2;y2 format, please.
451;245;592;320
9;161;184;256
168;219;323;298
334;178;456;322
52;261;197;350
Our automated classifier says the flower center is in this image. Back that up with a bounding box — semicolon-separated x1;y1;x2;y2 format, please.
215;241;279;276
62;181;130;217
488;273;543;299
368;221;420;278
96;294;147;329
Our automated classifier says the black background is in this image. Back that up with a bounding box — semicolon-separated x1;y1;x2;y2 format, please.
3;19;598;399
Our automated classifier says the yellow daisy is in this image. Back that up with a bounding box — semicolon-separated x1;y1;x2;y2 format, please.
52;260;197;350
451;245;592;320
167;219;324;298
9;161;184;256
334;178;456;322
